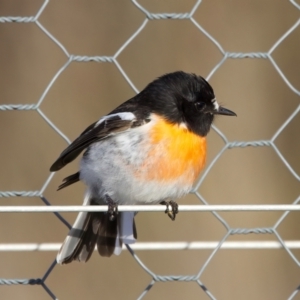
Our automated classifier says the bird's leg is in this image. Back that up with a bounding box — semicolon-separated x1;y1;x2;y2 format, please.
105;194;118;221
168;200;178;221
160;200;178;221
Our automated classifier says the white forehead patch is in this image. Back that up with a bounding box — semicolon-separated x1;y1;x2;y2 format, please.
212;98;219;111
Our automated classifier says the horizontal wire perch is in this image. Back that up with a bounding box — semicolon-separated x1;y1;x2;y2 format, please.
1;241;300;251
0;204;300;213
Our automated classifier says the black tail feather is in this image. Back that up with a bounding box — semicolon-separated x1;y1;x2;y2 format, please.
57;202;135;263
76;212;102;262
57;172;80;191
97;214;118;257
58;211;92;264
132;218;137;239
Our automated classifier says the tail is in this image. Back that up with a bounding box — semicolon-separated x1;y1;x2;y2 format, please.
56;192;137;264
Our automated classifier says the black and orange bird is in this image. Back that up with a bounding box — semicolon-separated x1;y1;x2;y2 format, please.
50;71;236;264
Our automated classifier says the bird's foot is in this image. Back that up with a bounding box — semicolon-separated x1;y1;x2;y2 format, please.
161;200;178;221
105;195;118;221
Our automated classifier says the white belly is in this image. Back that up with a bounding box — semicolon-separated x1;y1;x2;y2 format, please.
79;123;194;205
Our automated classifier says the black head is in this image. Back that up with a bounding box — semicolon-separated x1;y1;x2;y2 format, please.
138;71;236;136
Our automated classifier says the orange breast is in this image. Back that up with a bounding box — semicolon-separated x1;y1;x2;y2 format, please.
142;115;207;184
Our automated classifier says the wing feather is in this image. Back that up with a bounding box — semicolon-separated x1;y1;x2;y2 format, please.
57;172;80;191
50;113;136;172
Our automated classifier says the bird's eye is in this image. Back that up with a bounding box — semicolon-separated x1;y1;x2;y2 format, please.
195;102;206;111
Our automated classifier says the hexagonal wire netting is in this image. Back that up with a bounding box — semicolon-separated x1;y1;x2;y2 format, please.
0;0;299;299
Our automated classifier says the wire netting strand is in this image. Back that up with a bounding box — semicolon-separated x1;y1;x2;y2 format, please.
0;278;42;285
0;0;299;299
197;279;217;300
288;285;300;300
0;191;41;197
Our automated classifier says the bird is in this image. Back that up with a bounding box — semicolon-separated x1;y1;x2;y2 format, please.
50;71;236;264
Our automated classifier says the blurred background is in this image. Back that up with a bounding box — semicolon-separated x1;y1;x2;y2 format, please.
0;0;299;299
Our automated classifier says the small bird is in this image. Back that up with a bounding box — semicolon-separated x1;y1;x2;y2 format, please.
51;71;236;264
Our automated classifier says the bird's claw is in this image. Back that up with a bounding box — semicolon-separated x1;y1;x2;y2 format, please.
161;200;178;221
105;195;118;221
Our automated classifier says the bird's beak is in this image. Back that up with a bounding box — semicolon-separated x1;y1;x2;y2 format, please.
214;106;237;116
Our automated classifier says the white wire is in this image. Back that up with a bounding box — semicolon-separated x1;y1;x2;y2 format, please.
0;205;300;212
1;241;300;251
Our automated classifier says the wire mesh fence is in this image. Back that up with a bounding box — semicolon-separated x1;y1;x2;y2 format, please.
0;0;299;299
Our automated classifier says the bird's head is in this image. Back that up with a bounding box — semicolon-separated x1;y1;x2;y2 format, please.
139;71;236;136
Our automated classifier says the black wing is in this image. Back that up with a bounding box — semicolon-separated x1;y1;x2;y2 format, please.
50;113;137;172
